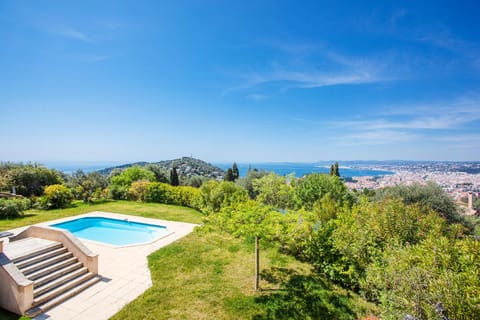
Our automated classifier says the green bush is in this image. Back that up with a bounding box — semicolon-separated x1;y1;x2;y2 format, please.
374;182;461;224
39;184;73;209
305;198;451;289
294;173;353;210
145;182;172;203
364;236;480;319
0;164;63;197
110;166;156;187
145;182;202;211
108;184;129;200
128;180;151;201
0;198;31;218
199;180;248;213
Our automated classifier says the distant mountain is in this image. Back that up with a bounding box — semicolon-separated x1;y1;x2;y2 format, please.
98;157;225;180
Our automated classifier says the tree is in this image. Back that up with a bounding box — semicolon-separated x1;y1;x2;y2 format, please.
237;168;268;199
68;170;108;203
329;162;340;177
224;168;235;182
334;162;340;177
145;164;169;183
170;167;179;186
199;180;248;213
109;166;156;200
1;164;63;197
216;201;282;290
232;162;240;181
253;173;295;209
294;173;352;210
374;182;461;224
110;166;156;187
40;184;73;209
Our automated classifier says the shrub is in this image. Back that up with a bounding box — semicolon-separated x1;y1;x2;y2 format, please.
374;182;461;224
1;164;63;197
145;182;172;203
144;182;202;211
199;180;248;213
108;184;128;200
110;166;156;187
253;173;295;209
0;198;31;218
294;173;353;210
364;236;480;319
39;184;73;209
128;179;151;201
304;198;451;290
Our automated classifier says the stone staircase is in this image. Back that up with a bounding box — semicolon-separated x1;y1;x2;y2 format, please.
10;241;101;317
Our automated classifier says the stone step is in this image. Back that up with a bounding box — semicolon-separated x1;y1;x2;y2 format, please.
25;275;101;318
20;252;74;275
33;272;97;307
11;242;63;264
34;267;89;296
15;246;68;269
26;256;78;280
33;262;84;287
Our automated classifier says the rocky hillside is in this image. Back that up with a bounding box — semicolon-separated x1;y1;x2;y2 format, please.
98;157;224;180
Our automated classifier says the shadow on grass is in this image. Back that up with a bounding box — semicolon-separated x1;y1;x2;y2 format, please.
253;268;356;320
1;213;37;222
0;308;23;320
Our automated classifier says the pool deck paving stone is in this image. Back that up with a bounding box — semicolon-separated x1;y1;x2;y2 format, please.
3;211;198;320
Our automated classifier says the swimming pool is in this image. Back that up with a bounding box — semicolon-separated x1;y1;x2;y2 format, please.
50;217;170;246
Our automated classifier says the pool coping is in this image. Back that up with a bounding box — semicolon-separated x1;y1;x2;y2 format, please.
2;211;199;320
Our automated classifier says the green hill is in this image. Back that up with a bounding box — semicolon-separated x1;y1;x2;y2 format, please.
98;157;224;180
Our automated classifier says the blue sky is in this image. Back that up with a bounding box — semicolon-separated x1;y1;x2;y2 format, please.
1;0;479;162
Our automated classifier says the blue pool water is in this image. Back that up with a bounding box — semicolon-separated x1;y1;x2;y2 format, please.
51;217;169;246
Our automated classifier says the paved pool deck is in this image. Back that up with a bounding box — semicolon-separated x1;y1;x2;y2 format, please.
3;211;198;320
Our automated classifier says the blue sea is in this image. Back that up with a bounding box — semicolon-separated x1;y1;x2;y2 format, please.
215;162;393;178
43;162;125;175
43;161;394;178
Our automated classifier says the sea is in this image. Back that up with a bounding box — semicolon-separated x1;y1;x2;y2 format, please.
215;162;394;178
43;161;394;178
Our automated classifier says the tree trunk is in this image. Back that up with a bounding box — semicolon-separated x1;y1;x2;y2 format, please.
255;236;259;291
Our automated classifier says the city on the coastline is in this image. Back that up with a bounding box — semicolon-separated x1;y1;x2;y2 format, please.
344;161;480;214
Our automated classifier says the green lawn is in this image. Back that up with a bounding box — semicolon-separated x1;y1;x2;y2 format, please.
0;200;203;231
111;228;377;320
1;201;377;319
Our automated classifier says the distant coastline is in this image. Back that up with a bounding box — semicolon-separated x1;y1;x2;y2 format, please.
40;161;394;178
32;160;480;178
215;163;394;178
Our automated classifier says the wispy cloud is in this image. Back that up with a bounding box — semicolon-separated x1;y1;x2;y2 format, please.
51;26;93;43
223;48;393;97
331;130;420;146
244;69;380;89
323;96;480;147
330;98;480;131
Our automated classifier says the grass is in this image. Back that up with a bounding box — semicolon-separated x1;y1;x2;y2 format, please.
0;200;203;231
111;228;378;319
1;201;378;319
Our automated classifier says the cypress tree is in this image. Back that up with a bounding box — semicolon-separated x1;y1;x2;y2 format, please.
330;162;340;177
170;167;179;186
224;168;235;181
334;162;340;177
232;162;240;181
